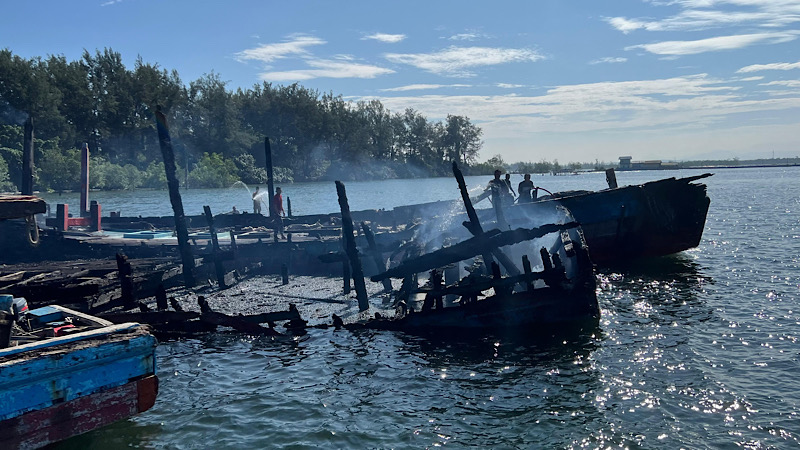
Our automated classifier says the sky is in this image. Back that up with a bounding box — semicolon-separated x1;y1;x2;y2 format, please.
2;0;800;164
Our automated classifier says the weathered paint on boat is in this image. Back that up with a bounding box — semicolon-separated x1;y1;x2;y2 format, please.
0;306;158;449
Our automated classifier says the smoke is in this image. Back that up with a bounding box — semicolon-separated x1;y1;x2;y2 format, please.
404;186;575;275
0;100;29;126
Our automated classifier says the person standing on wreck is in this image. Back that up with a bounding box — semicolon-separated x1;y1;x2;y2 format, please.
504;173;516;197
252;186;262;214
518;173;536;203
487;169;511;204
272;187;286;239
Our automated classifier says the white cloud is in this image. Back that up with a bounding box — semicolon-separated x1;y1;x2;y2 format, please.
737;76;764;81
384;46;544;77
235;35;326;64
362;33;406;43
606;1;800;33
590;57;628;65
737;60;800;72
761;80;800;87
366;74;800;136
259;59;394;81
497;83;524;88
626;31;799;55
380;84;471;92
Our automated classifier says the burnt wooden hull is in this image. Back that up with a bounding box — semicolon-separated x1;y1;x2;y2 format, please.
352;284;598;332
513;174;711;266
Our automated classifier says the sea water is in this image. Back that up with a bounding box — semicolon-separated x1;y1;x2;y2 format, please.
49;167;800;448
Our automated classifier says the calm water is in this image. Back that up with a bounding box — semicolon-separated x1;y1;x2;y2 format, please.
51;167;800;449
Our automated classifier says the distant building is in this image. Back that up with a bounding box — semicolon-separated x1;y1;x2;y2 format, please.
618;157;678;170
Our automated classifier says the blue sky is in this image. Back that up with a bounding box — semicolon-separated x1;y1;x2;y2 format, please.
3;0;800;163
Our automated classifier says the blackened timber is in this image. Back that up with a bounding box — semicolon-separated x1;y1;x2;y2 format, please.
336;181;369;311
361;222;393;292
265;137;275;218
412;266;563;298
21;117;34;195
372;222;579;281
115;253;135;309
203;205;226;288
522;255;533;291
156;105;195;287
452;161;495;273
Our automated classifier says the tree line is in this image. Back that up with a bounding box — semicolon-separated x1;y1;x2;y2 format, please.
0;48;484;192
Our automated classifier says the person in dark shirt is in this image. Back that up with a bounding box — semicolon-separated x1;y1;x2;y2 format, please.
518;173;536;203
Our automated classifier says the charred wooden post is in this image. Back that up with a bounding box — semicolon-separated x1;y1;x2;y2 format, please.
281;263;289;285
115;253;135;309
56;204;68;232
21;117;34;195
361;222;393;292
342;261;351;294
265;137;275;218
229;230;238;259
335;181;369;311
452;161;494;273
156;105;195;288
606;168;618;189
287;232;292;243
540;247;553;271
432;269;444;310
521;255;534;291
203;205;226;288
156;284;168;311
90;201;102;231
80;143;90;216
287;197;293;218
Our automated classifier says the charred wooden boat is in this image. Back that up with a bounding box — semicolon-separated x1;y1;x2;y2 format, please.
521;173;712;266
0;301;157;449
350;176;600;333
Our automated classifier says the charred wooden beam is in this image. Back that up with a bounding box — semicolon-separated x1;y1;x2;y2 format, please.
156;105;195;288
265;137;275;218
115;253;135;310
361;222;393;292
336;181;369;311
21;117;34;195
203;205;226;288
452;161;494;271
372;222;578;281
412;266;564;298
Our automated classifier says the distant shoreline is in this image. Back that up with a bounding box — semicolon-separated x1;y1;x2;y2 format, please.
681;163;800;170
617;163;800;171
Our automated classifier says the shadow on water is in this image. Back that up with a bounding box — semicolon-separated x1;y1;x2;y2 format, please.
347;321;601;369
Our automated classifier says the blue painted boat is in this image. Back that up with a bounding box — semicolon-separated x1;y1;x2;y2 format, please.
0;304;157;449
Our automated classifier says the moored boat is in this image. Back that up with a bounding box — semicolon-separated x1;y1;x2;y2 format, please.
0;302;157;449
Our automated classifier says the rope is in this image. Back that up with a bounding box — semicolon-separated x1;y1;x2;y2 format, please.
26;215;39;246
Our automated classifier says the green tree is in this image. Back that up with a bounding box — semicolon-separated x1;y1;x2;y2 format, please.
0;155;15;192
38;146;79;192
187;152;238;188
